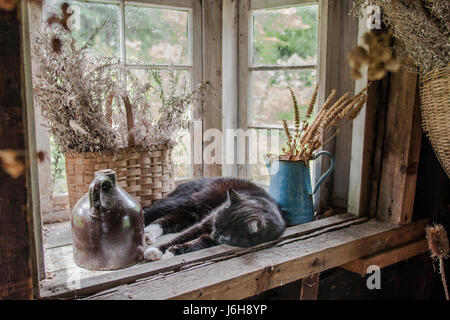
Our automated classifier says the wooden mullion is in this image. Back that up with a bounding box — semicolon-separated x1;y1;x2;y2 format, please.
202;0;223;177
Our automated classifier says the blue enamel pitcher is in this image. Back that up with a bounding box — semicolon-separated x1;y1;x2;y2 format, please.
266;151;335;226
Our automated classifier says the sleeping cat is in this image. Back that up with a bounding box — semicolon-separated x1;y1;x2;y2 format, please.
143;177;286;261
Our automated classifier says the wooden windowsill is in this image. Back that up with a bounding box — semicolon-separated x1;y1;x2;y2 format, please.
39;214;428;300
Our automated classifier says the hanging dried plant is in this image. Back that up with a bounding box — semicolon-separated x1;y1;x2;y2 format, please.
351;0;450;75
278;84;370;163
31;24;120;153
426;223;449;300
348;30;400;81
0;149;25;179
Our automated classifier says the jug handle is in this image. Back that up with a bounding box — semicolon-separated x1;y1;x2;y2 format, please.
89;175;109;213
311;151;335;195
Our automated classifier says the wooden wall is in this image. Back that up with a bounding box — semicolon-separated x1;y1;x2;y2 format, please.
0;5;34;300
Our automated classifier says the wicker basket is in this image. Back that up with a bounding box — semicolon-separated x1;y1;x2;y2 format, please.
65;147;176;211
419;64;450;178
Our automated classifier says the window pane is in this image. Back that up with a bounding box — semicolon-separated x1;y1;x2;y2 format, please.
252;5;318;66
251;129;285;185
43;0;120;57
173;128;192;180
126;69;192;179
250;69;317;127
125;5;189;65
251;129;314;184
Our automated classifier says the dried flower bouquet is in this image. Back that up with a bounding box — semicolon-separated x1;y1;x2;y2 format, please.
273;83;370;163
31;25;211;154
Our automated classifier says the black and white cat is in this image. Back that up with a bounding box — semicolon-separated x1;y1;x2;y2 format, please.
143;177;286;261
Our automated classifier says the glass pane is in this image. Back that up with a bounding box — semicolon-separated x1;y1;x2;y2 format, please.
251;129;314;184
125;5;189;64
126;69;192;179
252;5;318;66
173;128;192;180
43;0;120;57
251;129;285;185
250;69;317;127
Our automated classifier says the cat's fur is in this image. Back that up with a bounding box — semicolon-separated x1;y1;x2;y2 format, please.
143;177;286;261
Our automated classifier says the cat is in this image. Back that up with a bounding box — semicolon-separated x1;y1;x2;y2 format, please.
143;177;286;261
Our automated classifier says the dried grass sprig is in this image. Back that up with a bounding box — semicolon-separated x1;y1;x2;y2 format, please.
426;223;449;300
280;84;369;162
306;83;319;119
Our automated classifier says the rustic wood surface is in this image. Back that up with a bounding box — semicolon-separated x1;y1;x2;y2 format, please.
340;238;428;276
202;0;223;177
300;273;320;300
0;5;34;299
377;64;422;225
40;214;358;298
84;219;428;300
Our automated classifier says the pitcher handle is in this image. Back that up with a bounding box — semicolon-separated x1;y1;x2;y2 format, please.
311;151;335;195
89;175;110;215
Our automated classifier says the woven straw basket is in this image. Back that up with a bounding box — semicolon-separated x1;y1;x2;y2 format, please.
65;147;176;211
419;64;450;178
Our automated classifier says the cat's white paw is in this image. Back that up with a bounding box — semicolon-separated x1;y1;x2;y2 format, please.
144;247;163;261
144;224;163;244
162;250;174;260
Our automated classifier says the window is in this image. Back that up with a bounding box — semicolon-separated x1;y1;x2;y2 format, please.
29;0;202;292
40;0;197;196
238;0;319;184
33;0;200;221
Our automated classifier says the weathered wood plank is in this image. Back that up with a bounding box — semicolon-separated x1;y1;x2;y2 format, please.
40;214;358;298
377;64;421;225
340;238;428;276
85;219;428;300
300;273;320;300
0;4;34;299
43;221;72;249
202;0;223;177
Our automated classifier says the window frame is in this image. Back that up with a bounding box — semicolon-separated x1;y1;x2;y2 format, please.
237;0;319;182
33;0;203;221
27;0;203;285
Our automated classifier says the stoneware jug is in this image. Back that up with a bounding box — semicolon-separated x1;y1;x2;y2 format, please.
71;169;145;270
266;151;335;226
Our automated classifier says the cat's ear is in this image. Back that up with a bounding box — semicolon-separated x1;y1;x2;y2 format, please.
227;188;241;205
247;217;263;234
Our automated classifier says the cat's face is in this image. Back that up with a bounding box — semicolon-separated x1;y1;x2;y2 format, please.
211;189;268;247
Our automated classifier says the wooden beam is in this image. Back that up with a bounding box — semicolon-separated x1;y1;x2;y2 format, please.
40;214;359;298
85;219;428;300
300;273;320;300
377;63;422;225
0;4;35;299
340;238;428;276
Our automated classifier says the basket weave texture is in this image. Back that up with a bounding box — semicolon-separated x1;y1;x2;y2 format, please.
65;147;175;211
419;64;450;178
